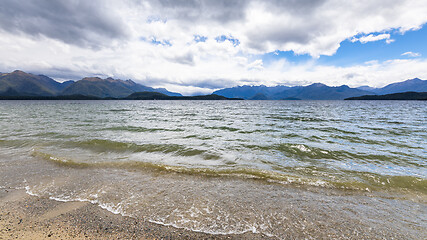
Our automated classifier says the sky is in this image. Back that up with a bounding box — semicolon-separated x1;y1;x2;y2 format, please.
0;0;427;95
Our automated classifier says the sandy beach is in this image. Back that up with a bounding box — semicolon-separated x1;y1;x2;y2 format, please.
0;188;268;239
2;186;424;239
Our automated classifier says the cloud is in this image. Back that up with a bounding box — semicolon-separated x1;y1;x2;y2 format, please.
401;51;421;57
167;52;195;65
1;0;427;94
148;0;426;55
351;34;392;44
247;60;264;70
1;28;427;95
148;0;250;23
2;0;425;56
0;0;128;48
132;0;427;58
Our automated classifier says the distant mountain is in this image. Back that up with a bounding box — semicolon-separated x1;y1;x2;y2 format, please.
277;83;373;100
0;92;243;100
249;93;269;100
59;80;75;90
215;78;427;100
0;87;21;96
3;70;426;100
0;70;181;98
62;77;138;98
213;85;291;99
356;85;377;92
61;77;182;98
356;78;427;95
0;94;102;100
346;91;427;100
373;78;427;95
0;70;70;96
125;92;242;100
214;83;373;100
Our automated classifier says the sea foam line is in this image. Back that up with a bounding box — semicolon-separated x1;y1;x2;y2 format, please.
22;183;272;237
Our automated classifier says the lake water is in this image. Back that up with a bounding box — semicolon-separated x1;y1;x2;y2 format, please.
0;100;426;238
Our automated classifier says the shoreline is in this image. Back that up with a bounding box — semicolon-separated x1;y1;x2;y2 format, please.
0;188;267;239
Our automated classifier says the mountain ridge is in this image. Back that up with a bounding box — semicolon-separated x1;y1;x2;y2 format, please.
125;92;242;100
0;92;242;101
1;70;426;100
368;78;427;95
214;83;374;100
214;78;427;100
0;70;181;98
0;70;70;96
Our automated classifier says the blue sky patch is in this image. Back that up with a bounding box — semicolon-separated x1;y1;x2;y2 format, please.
215;35;240;46
194;35;207;42
260;51;312;66
146;16;167;23
258;24;426;68
140;36;172;46
318;25;427;66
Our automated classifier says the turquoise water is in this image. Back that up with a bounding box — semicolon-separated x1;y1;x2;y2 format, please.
0;100;426;238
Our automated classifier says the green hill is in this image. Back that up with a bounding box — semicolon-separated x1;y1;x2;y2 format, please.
61;77;139;98
345;91;427;100
0;70;68;96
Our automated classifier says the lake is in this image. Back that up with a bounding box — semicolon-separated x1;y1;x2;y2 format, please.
0;100;425;238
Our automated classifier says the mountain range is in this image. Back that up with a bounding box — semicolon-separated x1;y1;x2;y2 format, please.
125;92;242;100
357;78;427;95
0;70;181;98
213;78;427;100
1;70;427;100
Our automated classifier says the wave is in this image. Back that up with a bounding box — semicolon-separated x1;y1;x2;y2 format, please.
106;109;133;112
266;115;327;122
317;127;358;135
242;143;425;168
330;135;385;145
204;126;240;132
0;139;37;148
31;149;427;196
62;139;220;160
238;129;280;134
30;132;78;139
100;126;185;132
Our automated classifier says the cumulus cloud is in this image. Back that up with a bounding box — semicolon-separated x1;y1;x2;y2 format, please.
0;0;427;94
148;0;250;23
0;0;128;48
351;34;392;44
401;51;421;57
247;60;264;71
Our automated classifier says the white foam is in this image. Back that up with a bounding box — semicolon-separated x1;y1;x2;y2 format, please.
293;144;311;152
24;185;39;196
49;196;73;202
147;218;262;236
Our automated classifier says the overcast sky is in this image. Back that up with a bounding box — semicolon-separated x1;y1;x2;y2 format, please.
1;0;427;95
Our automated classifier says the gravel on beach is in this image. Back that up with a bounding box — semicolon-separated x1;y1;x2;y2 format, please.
0;188;269;239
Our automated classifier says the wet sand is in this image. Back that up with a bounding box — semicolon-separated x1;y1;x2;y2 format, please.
0;188;268;239
1;187;425;239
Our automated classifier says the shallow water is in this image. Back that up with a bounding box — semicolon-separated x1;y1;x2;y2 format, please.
0;100;426;238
